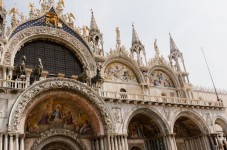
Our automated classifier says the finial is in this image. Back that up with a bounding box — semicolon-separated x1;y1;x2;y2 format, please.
90;9;93;15
132;22;140;45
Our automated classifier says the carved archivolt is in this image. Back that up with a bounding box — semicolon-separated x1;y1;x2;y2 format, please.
171;110;210;134
149;65;180;88
102;56;145;84
31;129;88;150
2;26;96;72
104;62;137;83
8;78;113;133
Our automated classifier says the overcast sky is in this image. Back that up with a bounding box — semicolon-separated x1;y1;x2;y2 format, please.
5;0;227;90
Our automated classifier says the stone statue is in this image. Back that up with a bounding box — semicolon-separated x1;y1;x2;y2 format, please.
116;27;121;49
33;58;43;81
154;39;160;57
15;56;26;79
29;3;36;19
67;13;75;24
78;66;89;84
56;0;64;13
40;0;49;11
91;62;104;88
9;6;19;27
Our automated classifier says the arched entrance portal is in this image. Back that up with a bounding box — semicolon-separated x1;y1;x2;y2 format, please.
174;116;208;150
25;90;101;149
42;142;73;150
127;114;167;150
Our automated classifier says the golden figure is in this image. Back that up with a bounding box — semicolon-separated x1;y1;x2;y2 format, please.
45;12;62;28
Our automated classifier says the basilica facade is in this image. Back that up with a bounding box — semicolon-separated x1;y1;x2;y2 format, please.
0;1;227;150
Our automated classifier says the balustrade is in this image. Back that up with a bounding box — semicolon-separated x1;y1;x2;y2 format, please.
99;91;224;108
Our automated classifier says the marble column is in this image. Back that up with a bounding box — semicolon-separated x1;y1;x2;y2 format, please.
124;136;128;150
95;138;100;150
166;134;177;150
107;136;111;150
111;136;114;150
114;136;118;150
20;134;25;150
100;137;104;150
15;134;19;150
121;136;125;150
4;134;8;150
0;134;2;150
9;134;13;150
118;136;123;150
2;67;6;87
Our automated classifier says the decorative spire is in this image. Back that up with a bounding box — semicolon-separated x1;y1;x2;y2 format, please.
132;23;140;45
90;9;99;32
169;33;179;53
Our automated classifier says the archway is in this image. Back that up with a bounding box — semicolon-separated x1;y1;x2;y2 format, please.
213;118;227;150
127;109;169;150
174;116;208;150
42;142;74;150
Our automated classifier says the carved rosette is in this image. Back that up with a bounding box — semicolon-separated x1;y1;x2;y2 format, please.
2;26;95;72
31;129;88;150
8;78;113;133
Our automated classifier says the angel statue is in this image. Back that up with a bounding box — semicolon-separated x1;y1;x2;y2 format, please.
40;0;49;11
29;3;37;18
67;13;75;26
9;6;19;27
18;12;27;22
56;0;64;13
48;0;55;6
154;39;160;57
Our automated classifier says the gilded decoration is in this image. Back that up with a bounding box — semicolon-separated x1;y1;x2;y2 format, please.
150;70;175;88
104;62;137;83
45;12;62;28
25;99;93;135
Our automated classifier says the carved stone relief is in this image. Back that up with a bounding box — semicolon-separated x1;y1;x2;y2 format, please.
0;98;8;118
150;70;175;88
112;107;122;123
104;62;137;83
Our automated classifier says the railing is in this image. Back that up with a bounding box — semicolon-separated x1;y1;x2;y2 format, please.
99;91;224;108
0;79;28;89
0;79;224;108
